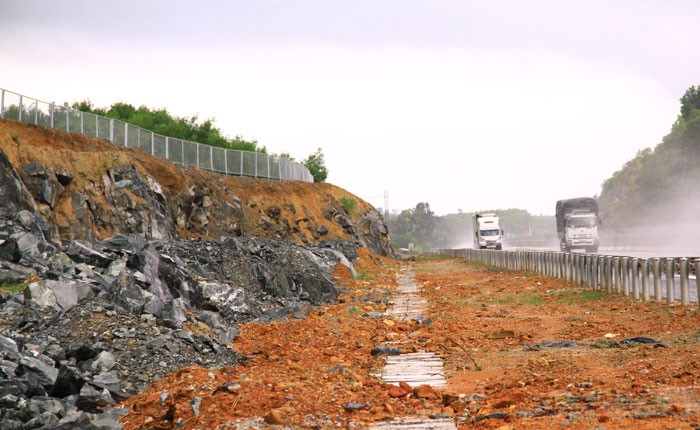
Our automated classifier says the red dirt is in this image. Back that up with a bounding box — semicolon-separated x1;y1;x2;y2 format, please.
118;255;700;429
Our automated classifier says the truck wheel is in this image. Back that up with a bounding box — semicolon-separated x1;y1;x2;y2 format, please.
496;244;502;251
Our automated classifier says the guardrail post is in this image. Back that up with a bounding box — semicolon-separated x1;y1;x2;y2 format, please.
641;258;650;301
666;258;675;303
696;259;700;308
631;257;639;300
653;258;662;301
680;258;689;306
612;257;619;293
576;254;583;285
592;256;600;290
622;257;631;296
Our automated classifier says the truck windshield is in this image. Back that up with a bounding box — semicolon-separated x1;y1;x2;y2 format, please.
480;230;499;236
567;217;596;228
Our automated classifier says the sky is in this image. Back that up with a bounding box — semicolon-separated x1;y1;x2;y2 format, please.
2;1;699;216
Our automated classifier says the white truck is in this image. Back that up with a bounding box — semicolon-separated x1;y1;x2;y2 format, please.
555;197;600;253
473;213;503;250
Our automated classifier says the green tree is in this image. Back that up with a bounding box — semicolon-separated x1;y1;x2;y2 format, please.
71;99;265;153
680;85;700;121
598;84;700;226
388;202;437;250
303;148;328;183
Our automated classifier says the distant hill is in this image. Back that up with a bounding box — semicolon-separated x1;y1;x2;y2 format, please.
599;85;700;229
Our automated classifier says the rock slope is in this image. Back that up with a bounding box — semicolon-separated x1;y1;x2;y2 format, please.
0;118;394;429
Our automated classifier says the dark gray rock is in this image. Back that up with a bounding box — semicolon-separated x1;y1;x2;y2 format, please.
19;163;64;209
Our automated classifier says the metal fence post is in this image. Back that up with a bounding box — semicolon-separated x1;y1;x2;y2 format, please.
165;137;169;160
1;89;4;117
124;122;128;147
109;119;114;142
34;100;38;125
50;103;54;128
225;149;229;175
18;95;23;121
80;111;84;134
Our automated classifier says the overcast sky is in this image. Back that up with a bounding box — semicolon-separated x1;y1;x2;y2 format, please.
3;1;699;215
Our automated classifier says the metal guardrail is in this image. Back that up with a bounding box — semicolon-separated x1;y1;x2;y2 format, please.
439;248;700;306
0;88;313;182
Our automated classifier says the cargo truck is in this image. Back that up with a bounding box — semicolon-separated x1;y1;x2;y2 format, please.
555;197;600;253
473;213;503;250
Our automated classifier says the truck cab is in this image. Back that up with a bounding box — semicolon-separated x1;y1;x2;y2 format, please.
473;213;504;250
556;198;600;253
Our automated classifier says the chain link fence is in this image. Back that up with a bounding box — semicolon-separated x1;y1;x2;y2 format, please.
0;88;313;182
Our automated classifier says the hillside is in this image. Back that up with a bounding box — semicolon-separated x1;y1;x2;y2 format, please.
599;85;700;230
0;119;392;256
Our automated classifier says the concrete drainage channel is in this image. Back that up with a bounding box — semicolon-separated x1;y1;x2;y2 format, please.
369;268;457;430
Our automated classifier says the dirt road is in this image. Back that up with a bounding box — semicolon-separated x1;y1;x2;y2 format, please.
120;254;700;429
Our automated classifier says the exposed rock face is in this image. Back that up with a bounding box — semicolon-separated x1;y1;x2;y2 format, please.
0;119;394;257
0;119;394;428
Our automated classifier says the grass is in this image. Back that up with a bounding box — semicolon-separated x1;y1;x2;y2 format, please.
0;280;29;294
339;196;356;214
556;290;608;303
415;254;450;262
355;270;374;281
493;292;546;306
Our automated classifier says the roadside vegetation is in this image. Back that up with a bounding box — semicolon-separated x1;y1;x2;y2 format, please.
599;84;700;227
387;202;554;251
73;100;329;182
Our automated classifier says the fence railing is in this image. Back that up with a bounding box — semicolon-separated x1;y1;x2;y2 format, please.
439;248;700;306
0;88;313;182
